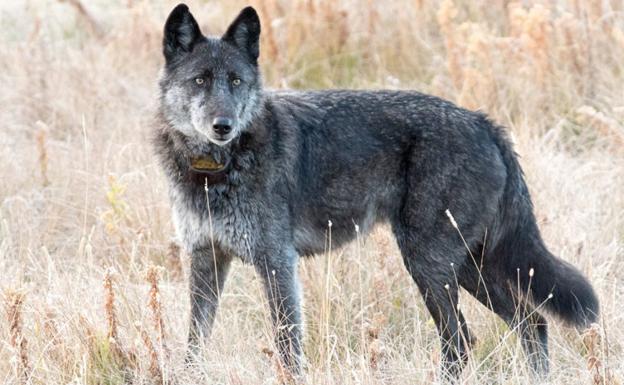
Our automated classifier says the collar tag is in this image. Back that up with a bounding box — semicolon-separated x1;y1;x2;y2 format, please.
190;155;226;172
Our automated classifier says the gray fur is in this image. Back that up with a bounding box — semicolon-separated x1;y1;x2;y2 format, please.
154;4;599;381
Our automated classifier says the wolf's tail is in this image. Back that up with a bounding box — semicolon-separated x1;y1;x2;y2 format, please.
484;116;599;327
509;236;599;326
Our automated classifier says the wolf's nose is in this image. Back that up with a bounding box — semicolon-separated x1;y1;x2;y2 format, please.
212;117;233;135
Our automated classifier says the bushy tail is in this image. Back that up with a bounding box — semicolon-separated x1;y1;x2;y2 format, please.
504;232;599;327
485;116;599;327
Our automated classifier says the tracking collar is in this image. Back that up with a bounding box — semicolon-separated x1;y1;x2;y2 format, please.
189;153;231;185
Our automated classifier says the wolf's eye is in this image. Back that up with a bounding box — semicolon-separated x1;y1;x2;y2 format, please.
232;78;241;86
195;78;204;85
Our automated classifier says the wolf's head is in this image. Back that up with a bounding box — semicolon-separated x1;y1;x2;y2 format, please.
159;4;262;147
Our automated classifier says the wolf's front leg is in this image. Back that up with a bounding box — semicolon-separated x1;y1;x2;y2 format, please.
187;246;232;358
255;253;303;377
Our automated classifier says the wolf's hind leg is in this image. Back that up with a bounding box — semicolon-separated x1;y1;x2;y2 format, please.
394;228;474;381
187;246;232;357
457;261;549;375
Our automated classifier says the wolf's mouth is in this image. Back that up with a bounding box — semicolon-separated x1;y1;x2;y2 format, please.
193;127;235;147
209;136;234;146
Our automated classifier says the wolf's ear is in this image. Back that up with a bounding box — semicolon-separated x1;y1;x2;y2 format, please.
222;7;261;62
163;4;202;65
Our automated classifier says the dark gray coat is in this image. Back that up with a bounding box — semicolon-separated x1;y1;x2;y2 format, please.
154;4;598;381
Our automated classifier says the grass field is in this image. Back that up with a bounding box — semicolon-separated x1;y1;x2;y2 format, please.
0;1;623;384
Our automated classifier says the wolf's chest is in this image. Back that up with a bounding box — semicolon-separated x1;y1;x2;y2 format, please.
170;187;259;263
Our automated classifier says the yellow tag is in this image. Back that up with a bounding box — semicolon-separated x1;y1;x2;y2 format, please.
190;156;224;171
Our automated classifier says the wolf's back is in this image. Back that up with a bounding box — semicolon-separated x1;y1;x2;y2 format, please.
484;116;599;327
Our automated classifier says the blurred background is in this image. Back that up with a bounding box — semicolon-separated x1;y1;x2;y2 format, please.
0;1;622;384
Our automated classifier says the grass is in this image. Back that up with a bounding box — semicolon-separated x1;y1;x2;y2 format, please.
0;0;623;384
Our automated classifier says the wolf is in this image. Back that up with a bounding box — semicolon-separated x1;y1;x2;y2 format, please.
153;4;599;381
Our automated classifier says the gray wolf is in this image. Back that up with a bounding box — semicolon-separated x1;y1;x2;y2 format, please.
153;4;599;381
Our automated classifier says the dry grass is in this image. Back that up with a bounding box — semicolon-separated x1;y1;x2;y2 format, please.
0;0;623;384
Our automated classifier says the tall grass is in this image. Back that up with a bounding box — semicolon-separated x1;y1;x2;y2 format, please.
0;1;622;384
